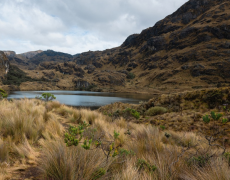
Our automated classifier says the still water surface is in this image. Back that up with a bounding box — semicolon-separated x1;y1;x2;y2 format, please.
8;91;153;108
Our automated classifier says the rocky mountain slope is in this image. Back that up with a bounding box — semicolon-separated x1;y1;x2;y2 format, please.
19;50;43;59
2;0;230;93
70;0;230;93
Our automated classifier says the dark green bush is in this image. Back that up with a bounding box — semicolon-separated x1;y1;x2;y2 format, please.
39;93;56;101
124;108;140;119
126;72;135;79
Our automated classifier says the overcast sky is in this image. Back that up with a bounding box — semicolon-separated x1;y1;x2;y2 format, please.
0;0;187;55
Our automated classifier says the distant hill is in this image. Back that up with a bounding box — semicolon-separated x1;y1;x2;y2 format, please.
30;50;73;65
19;50;43;59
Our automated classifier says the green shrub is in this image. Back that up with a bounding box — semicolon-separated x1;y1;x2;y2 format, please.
126;72;135;79
146;106;167;116
124;108;140;119
189;155;210;167
160;125;165;130
0;89;7;99
91;168;106;180
137;159;157;173
39;93;56;101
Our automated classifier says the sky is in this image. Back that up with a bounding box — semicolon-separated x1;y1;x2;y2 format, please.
0;0;187;55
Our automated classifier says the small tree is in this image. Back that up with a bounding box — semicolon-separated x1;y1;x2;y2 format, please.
39;92;56;101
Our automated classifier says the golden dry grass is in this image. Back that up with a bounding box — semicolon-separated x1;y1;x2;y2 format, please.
0;98;229;179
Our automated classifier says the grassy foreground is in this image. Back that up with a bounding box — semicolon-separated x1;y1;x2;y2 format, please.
0;97;230;180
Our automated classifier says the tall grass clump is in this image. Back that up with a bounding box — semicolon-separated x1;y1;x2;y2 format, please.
146;106;167;116
39;140;111;180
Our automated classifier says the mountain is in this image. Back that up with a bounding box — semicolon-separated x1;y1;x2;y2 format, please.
2;0;230;93
71;0;230;92
29;50;73;65
19;50;43;59
3;51;16;58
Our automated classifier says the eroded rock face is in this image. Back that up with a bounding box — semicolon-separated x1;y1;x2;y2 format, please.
72;78;91;88
0;51;10;75
20;50;43;59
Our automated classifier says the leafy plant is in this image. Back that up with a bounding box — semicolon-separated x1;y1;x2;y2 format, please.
0;88;7;99
190;155;210;167
91;168;106;180
137;159;157;173
64;123;132;161
39;92;56;101
160;125;165;130
124;108;140;119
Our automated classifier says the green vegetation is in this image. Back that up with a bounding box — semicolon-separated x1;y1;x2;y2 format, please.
126;72;135;79
0;88;7;99
124;108;140;119
137;159;157;173
64;122;132;160
146;106;167;116
2;65;34;86
39;92;56;101
2;87;230;179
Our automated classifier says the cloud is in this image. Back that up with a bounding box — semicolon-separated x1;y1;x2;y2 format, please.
0;0;187;55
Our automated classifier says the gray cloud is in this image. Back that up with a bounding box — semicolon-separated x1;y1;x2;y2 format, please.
0;0;187;54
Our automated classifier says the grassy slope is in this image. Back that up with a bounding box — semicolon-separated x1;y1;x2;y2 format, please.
0;89;230;179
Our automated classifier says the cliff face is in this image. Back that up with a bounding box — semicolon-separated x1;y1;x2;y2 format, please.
0;51;10;74
0;51;10;84
3;51;16;58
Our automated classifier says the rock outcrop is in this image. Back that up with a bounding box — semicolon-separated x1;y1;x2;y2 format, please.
72;78;91;88
3;51;16;58
0;51;10;76
20;50;43;59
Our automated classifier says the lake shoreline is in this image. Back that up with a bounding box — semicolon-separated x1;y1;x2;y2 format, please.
7;90;154;108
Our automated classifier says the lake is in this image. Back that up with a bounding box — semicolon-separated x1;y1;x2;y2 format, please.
8;91;153;108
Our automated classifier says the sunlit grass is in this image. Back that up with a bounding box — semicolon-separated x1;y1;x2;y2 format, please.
0;97;230;179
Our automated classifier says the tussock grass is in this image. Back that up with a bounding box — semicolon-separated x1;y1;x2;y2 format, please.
0;98;230;179
39;140;112;180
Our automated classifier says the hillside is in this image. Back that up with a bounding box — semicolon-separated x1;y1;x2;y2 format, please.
70;0;230;93
2;0;230;93
1;87;230;179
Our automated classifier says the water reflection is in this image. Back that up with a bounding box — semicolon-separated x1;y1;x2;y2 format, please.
8;91;153;108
